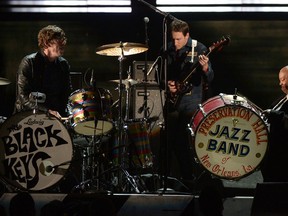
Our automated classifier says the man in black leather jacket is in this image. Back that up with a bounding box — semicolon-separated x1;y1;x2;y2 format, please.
14;25;72;118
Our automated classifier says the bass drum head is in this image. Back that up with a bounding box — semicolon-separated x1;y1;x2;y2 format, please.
0;111;73;191
192;94;269;180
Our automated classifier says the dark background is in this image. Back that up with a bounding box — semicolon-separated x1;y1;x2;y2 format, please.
1;2;288;118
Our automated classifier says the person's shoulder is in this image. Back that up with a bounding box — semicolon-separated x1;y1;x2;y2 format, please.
23;52;38;60
19;52;38;65
58;56;70;71
58;56;68;63
193;40;205;47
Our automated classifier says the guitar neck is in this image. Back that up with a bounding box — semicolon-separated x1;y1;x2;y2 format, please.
181;49;211;84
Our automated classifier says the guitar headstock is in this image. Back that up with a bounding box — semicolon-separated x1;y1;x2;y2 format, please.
209;35;231;52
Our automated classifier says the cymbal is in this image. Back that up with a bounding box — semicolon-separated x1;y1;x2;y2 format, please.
109;78;138;86
0;77;11;85
135;81;159;87
96;42;148;56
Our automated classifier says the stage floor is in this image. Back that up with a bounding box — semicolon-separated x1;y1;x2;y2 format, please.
0;192;254;216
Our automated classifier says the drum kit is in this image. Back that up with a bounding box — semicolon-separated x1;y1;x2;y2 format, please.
0;42;270;194
0;42;156;193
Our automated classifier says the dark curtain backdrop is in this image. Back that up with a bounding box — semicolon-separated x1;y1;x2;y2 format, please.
0;12;287;117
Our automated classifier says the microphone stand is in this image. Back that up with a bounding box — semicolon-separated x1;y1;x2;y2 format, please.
143;17;149;119
137;0;179;193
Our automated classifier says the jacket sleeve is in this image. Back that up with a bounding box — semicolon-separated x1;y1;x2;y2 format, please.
268;110;288;130
14;56;47;113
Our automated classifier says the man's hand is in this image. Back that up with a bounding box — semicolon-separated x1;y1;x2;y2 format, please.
168;80;177;93
48;109;62;119
199;55;209;72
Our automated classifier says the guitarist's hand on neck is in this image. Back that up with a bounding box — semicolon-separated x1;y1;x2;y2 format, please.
199;54;209;73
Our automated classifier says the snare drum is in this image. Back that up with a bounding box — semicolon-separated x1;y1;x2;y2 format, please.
190;93;269;180
0;111;73;191
68;88;113;136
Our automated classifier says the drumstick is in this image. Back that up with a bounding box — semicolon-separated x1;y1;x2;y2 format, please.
61;116;72;121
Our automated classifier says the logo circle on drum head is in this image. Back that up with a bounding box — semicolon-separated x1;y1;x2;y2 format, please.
192;94;269;180
0;111;73;191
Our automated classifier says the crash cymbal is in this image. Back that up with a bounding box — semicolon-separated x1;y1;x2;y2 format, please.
109;78;138;86
0;77;11;85
96;42;148;56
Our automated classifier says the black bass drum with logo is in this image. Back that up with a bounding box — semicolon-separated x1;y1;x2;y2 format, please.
0;111;73;191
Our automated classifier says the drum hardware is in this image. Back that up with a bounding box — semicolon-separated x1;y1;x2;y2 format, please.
29;92;46;104
198;104;206;117
72;136;103;192
94;42;150;193
70;136;146;193
28;91;47;115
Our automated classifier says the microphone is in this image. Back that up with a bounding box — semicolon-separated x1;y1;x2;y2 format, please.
30;92;46;103
144;17;149;23
144;17;149;46
147;56;160;76
90;69;94;87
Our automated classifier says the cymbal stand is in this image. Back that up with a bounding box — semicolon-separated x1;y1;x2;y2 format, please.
117;42;125;151
124;69;132;121
137;0;180;193
71;136;112;193
114;43;142;192
143;15;149;119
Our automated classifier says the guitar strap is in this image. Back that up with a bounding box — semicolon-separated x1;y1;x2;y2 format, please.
190;39;197;63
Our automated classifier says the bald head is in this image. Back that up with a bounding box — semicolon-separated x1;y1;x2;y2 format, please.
279;66;288;94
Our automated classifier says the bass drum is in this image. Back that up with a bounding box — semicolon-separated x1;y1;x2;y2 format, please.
0;111;73;191
190;93;269;180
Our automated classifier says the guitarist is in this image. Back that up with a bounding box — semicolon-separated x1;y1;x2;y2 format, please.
158;20;214;189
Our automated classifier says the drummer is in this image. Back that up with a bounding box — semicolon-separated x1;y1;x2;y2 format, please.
262;65;288;182
14;25;72;118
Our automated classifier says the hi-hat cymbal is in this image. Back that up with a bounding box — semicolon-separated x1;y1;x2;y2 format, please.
0;77;11;85
132;81;159;88
96;42;148;56
109;78;138;86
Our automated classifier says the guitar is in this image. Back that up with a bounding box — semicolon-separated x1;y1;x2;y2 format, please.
167;35;231;110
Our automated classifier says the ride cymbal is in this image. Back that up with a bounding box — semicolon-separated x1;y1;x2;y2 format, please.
96;42;148;56
109;78;138;86
0;77;11;85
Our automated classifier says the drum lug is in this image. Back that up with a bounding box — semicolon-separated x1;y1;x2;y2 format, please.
198;104;206;117
187;123;194;137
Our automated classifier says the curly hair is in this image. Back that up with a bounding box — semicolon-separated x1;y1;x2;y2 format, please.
38;25;67;50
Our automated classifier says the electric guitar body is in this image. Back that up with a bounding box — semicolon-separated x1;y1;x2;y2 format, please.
167;36;231;111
